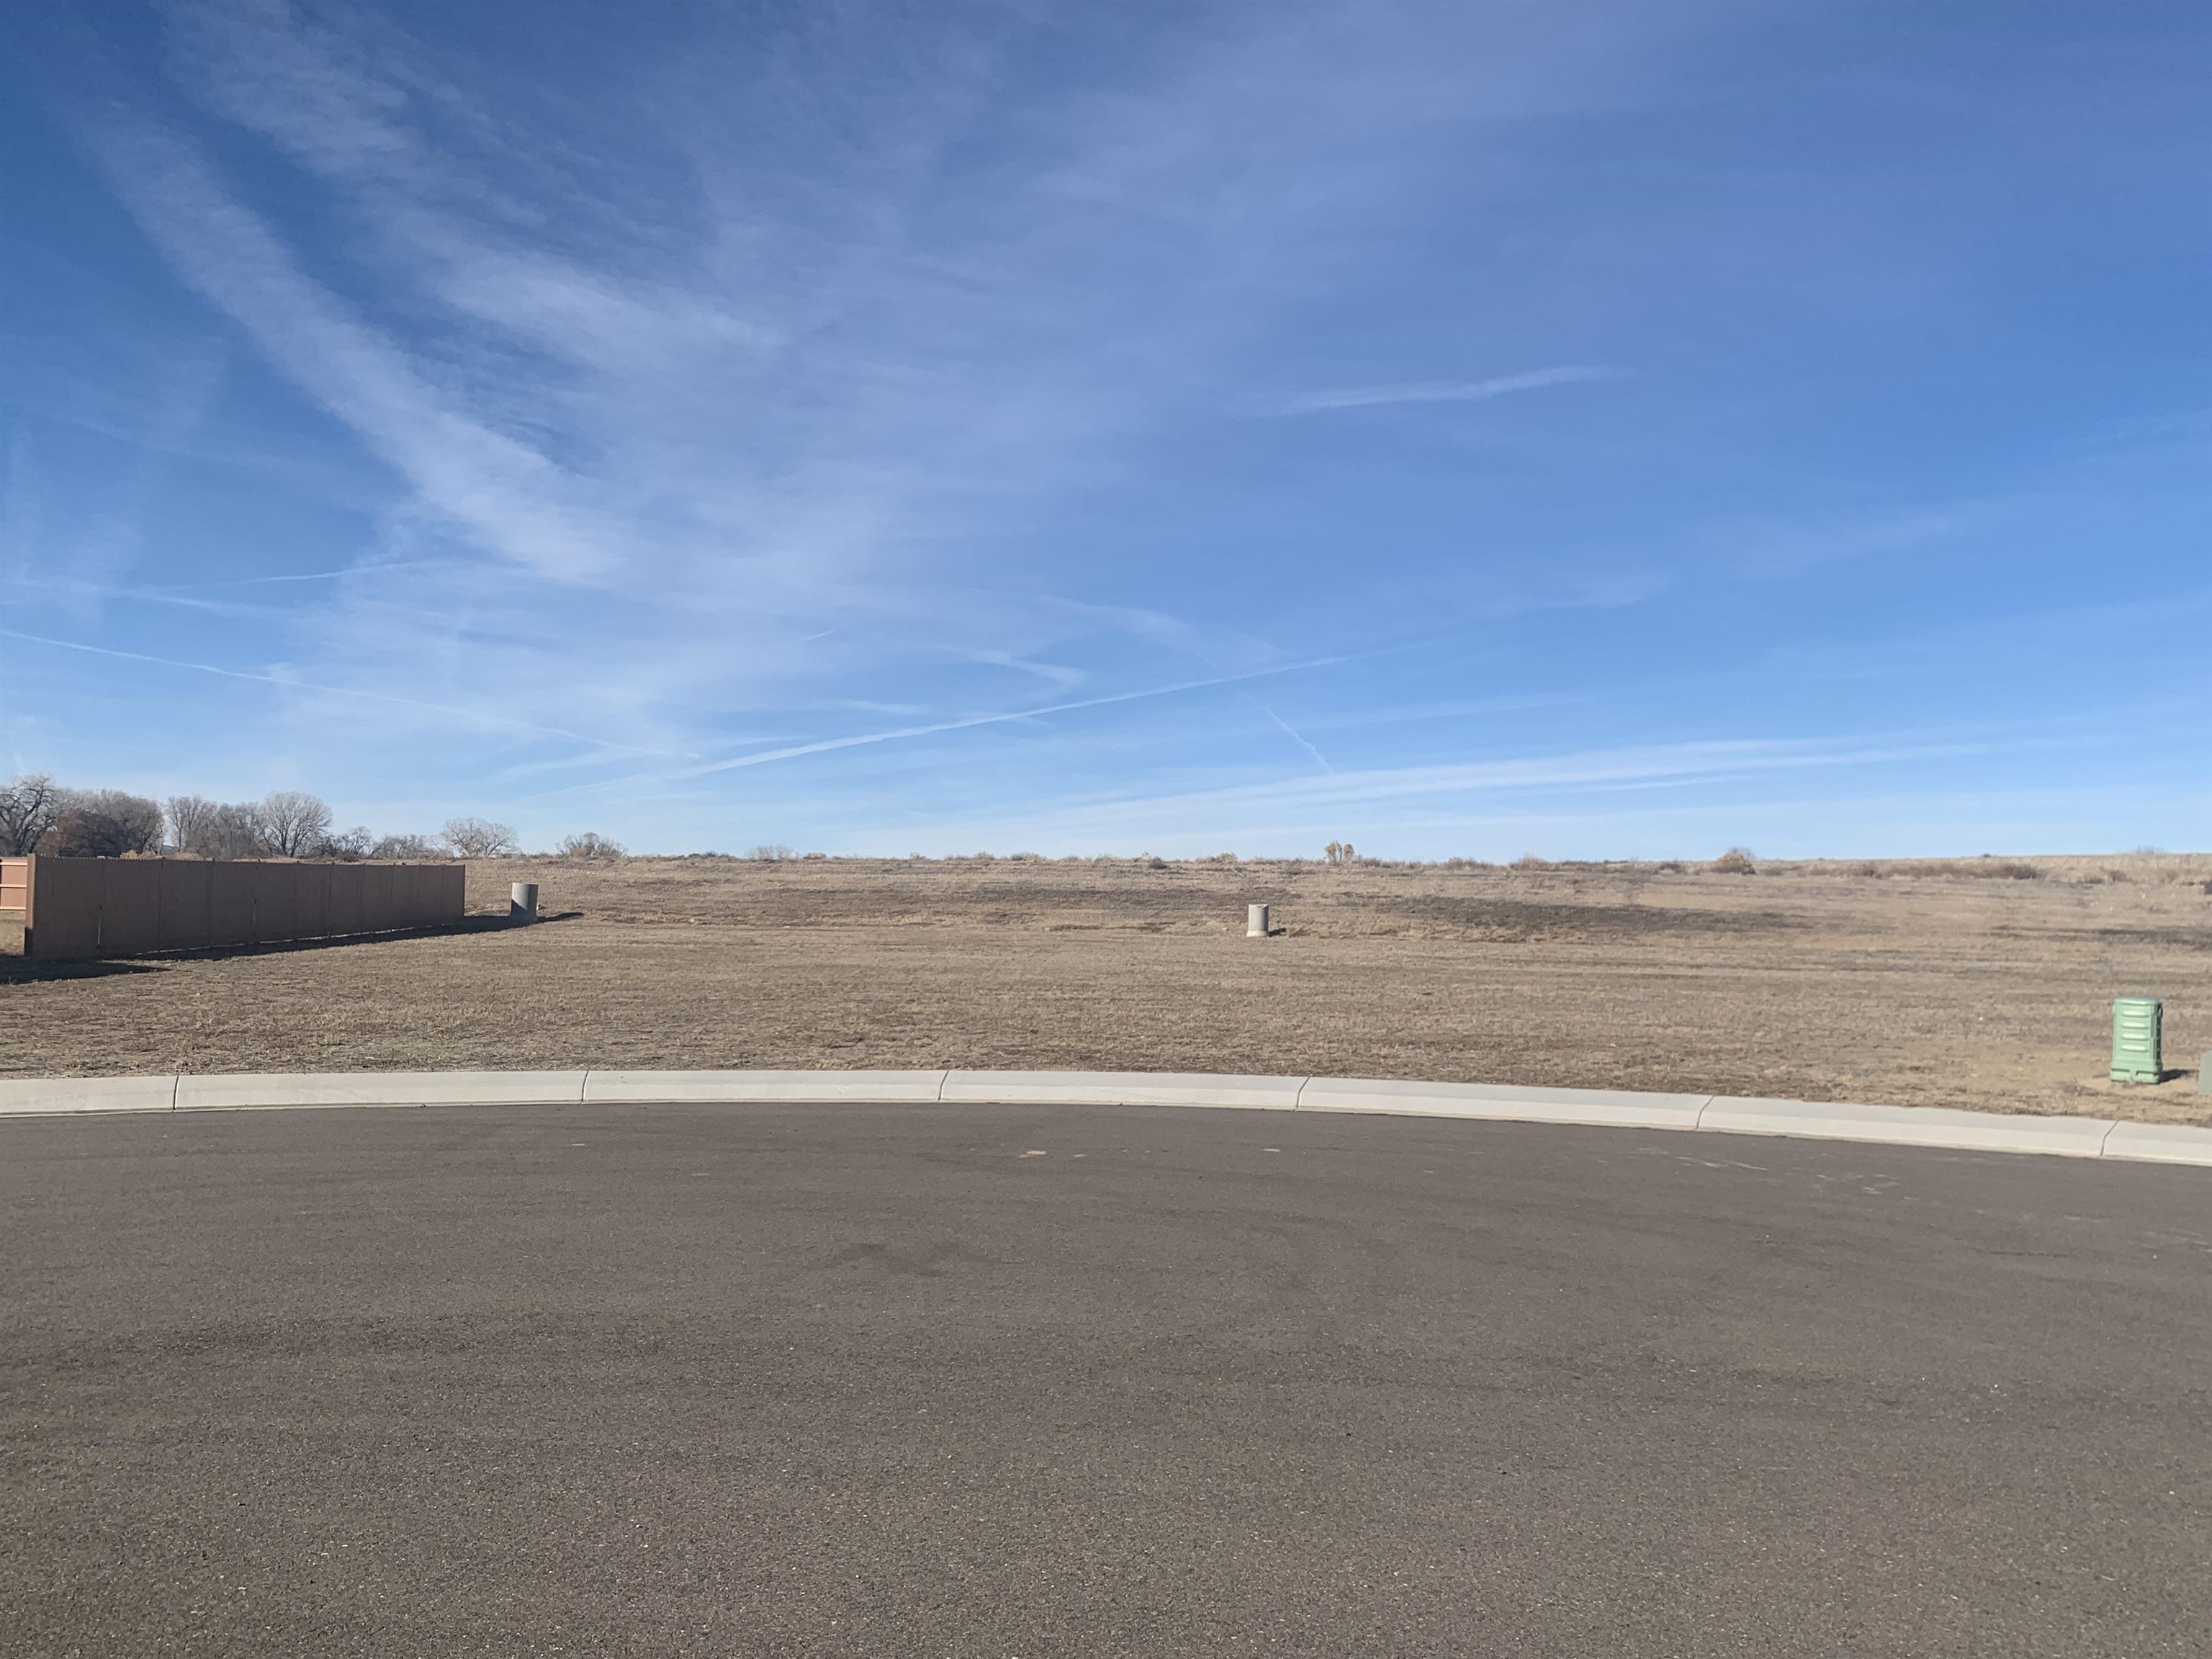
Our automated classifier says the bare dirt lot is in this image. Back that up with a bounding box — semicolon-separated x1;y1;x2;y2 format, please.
4;854;2208;1125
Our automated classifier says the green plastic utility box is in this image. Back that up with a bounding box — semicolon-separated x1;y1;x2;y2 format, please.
2110;997;2162;1084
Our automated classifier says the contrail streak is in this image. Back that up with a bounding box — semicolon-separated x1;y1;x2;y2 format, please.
524;652;1362;801
1240;690;1333;773
682;655;1354;776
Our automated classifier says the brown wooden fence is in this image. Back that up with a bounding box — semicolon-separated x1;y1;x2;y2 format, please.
1;856;466;961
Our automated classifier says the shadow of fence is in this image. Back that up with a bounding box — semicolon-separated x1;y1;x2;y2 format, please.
0;910;581;984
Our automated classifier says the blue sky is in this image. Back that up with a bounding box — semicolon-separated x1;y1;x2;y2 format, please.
3;1;2206;857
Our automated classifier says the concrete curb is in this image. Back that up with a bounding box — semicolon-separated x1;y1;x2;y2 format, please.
0;1074;179;1115
586;1069;947;1105
173;1071;587;1111
1298;1076;1708;1130
1694;1094;2117;1159
1;1068;2206;1166
944;1070;1305;1110
2101;1120;2212;1167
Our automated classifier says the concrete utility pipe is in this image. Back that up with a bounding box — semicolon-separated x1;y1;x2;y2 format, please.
510;882;539;925
1247;903;1270;938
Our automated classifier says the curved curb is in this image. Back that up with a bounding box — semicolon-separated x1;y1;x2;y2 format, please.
0;1068;2206;1166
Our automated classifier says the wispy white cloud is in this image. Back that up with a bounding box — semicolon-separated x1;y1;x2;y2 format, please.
1;628;684;755
2;577;291;623
28;0;1696;823
80;118;610;582
1272;364;1626;415
12;0;2199;855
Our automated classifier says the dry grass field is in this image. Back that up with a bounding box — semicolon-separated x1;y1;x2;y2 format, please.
4;853;2208;1125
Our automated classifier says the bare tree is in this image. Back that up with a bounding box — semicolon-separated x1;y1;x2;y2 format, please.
557;832;626;860
441;817;520;857
166;796;220;854
258;792;335;858
168;795;271;857
202;802;271;858
65;789;162;853
36;809;132;858
0;775;61;855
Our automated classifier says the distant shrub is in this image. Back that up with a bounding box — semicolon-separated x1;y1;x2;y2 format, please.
559;832;627;861
1712;848;1758;875
1509;854;1548;871
745;844;795;861
802;851;828;860
1655;860;1687;874
311;826;376;860
369;832;441;860
1882;858;2045;881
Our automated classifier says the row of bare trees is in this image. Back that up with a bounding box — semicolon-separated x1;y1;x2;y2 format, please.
0;778;163;858
0;775;614;862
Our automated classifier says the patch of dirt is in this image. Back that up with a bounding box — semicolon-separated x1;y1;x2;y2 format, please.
3;856;2208;1127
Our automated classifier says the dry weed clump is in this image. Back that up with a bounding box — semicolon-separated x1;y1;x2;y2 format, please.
1712;848;1757;875
1879;858;2042;881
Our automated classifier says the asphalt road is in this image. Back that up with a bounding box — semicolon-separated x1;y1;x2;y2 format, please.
3;1103;2207;1658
